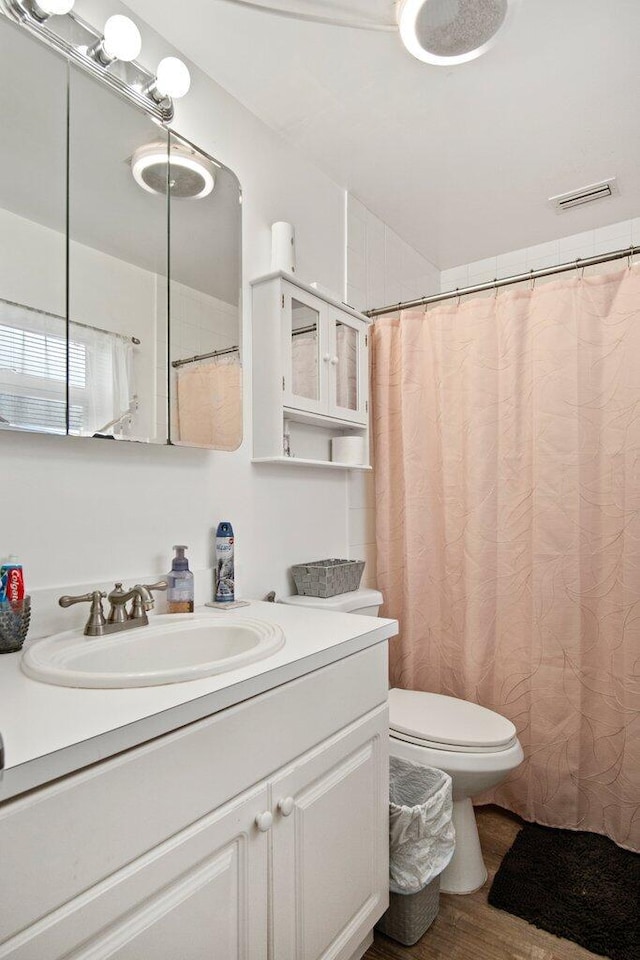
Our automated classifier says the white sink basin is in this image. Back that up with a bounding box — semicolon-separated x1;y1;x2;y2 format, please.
21;614;285;688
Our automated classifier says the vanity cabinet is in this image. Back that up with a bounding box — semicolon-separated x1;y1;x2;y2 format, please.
0;644;389;960
252;273;371;468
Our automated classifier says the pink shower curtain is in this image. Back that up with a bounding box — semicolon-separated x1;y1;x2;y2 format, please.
372;266;640;852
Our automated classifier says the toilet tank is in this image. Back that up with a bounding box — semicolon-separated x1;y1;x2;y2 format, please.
281;588;383;617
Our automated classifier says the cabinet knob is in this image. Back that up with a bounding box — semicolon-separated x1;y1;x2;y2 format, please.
330;356;339;365
255;811;273;832
323;353;331;362
277;796;295;817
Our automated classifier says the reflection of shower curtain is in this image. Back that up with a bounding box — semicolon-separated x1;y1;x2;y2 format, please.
372;266;640;853
336;324;357;410
175;355;242;449
292;332;317;400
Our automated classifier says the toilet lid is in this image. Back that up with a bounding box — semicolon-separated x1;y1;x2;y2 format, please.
388;689;516;751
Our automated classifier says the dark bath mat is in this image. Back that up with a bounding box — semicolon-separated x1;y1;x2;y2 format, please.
488;823;640;960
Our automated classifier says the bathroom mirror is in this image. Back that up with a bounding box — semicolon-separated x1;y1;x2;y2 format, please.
0;12;242;449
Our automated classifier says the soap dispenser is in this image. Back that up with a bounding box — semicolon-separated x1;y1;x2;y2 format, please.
167;545;194;613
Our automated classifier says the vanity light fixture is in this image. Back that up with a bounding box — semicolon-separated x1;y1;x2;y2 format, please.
28;0;75;20
87;15;142;67
5;0;189;122
144;57;191;106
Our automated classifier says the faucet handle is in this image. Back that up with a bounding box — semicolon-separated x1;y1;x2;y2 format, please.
58;591;107;637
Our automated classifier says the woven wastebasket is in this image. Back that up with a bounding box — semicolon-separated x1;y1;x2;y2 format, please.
375;757;455;946
376;876;440;946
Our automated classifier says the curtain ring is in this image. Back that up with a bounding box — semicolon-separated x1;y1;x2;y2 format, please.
628;246;634;270
529;270;536;291
423;298;428;315
456;287;461;306
493;278;499;298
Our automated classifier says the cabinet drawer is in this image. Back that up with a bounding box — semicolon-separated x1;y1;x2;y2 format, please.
0;642;388;943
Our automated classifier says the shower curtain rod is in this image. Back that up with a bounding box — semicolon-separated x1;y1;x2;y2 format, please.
364;244;640;319
172;344;239;368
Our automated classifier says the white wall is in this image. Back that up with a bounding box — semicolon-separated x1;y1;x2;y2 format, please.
345;194;440;589
2;3;351;640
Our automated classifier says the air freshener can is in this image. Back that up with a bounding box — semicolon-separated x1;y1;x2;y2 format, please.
215;522;235;602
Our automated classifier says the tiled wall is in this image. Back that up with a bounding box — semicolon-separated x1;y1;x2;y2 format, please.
345;194;440;590
346;195;440;315
441;217;640;291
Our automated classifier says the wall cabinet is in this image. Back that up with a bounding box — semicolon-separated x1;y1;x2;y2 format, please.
0;644;389;960
252;272;371;469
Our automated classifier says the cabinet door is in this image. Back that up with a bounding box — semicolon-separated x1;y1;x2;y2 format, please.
1;784;270;960
327;310;368;425
281;283;327;415
270;706;389;960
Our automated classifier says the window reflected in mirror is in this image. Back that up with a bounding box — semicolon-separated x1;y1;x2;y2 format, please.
0;20;67;435
69;65;168;442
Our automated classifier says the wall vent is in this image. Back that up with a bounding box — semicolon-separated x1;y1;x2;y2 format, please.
549;178;619;213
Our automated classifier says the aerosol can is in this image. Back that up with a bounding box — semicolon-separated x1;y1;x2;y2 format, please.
215;522;235;603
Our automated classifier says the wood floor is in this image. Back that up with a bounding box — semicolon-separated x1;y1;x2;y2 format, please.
364;806;601;960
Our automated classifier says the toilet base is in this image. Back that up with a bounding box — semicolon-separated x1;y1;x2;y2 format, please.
440;798;488;895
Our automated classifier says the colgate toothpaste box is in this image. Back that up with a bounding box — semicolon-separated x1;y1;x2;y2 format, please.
0;561;25;607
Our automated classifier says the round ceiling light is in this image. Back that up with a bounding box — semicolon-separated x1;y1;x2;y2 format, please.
131;143;215;200
397;0;515;66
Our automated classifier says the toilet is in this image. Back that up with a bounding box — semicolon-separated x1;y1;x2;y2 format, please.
282;587;524;895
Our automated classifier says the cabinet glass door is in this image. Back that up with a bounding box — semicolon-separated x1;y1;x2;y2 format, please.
283;285;325;415
328;313;367;424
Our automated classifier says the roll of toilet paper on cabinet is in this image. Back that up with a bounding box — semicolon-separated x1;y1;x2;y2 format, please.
271;221;296;274
331;436;365;465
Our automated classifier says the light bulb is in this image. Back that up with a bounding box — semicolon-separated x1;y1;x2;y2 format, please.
32;0;75;16
102;15;142;63
155;57;191;99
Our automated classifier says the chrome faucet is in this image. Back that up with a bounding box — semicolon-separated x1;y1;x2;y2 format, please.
59;581;167;637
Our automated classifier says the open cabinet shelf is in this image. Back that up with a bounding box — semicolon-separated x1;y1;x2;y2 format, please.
252;456;372;470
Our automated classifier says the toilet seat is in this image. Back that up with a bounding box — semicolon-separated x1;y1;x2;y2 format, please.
389;688;517;754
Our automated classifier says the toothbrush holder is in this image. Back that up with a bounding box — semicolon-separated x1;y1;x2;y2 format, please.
0;596;31;654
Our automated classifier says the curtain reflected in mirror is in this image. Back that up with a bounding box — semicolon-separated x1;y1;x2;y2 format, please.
168;133;242;450
291;299;320;402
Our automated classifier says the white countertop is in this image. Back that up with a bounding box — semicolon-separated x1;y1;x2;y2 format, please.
0;601;397;802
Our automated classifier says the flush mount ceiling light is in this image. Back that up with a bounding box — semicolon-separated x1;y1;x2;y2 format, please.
132;143;215;199
397;0;515;65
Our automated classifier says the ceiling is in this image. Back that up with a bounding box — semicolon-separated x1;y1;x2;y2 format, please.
125;0;640;269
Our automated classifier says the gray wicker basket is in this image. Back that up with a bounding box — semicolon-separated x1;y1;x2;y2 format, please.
291;558;365;598
375;876;440;946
